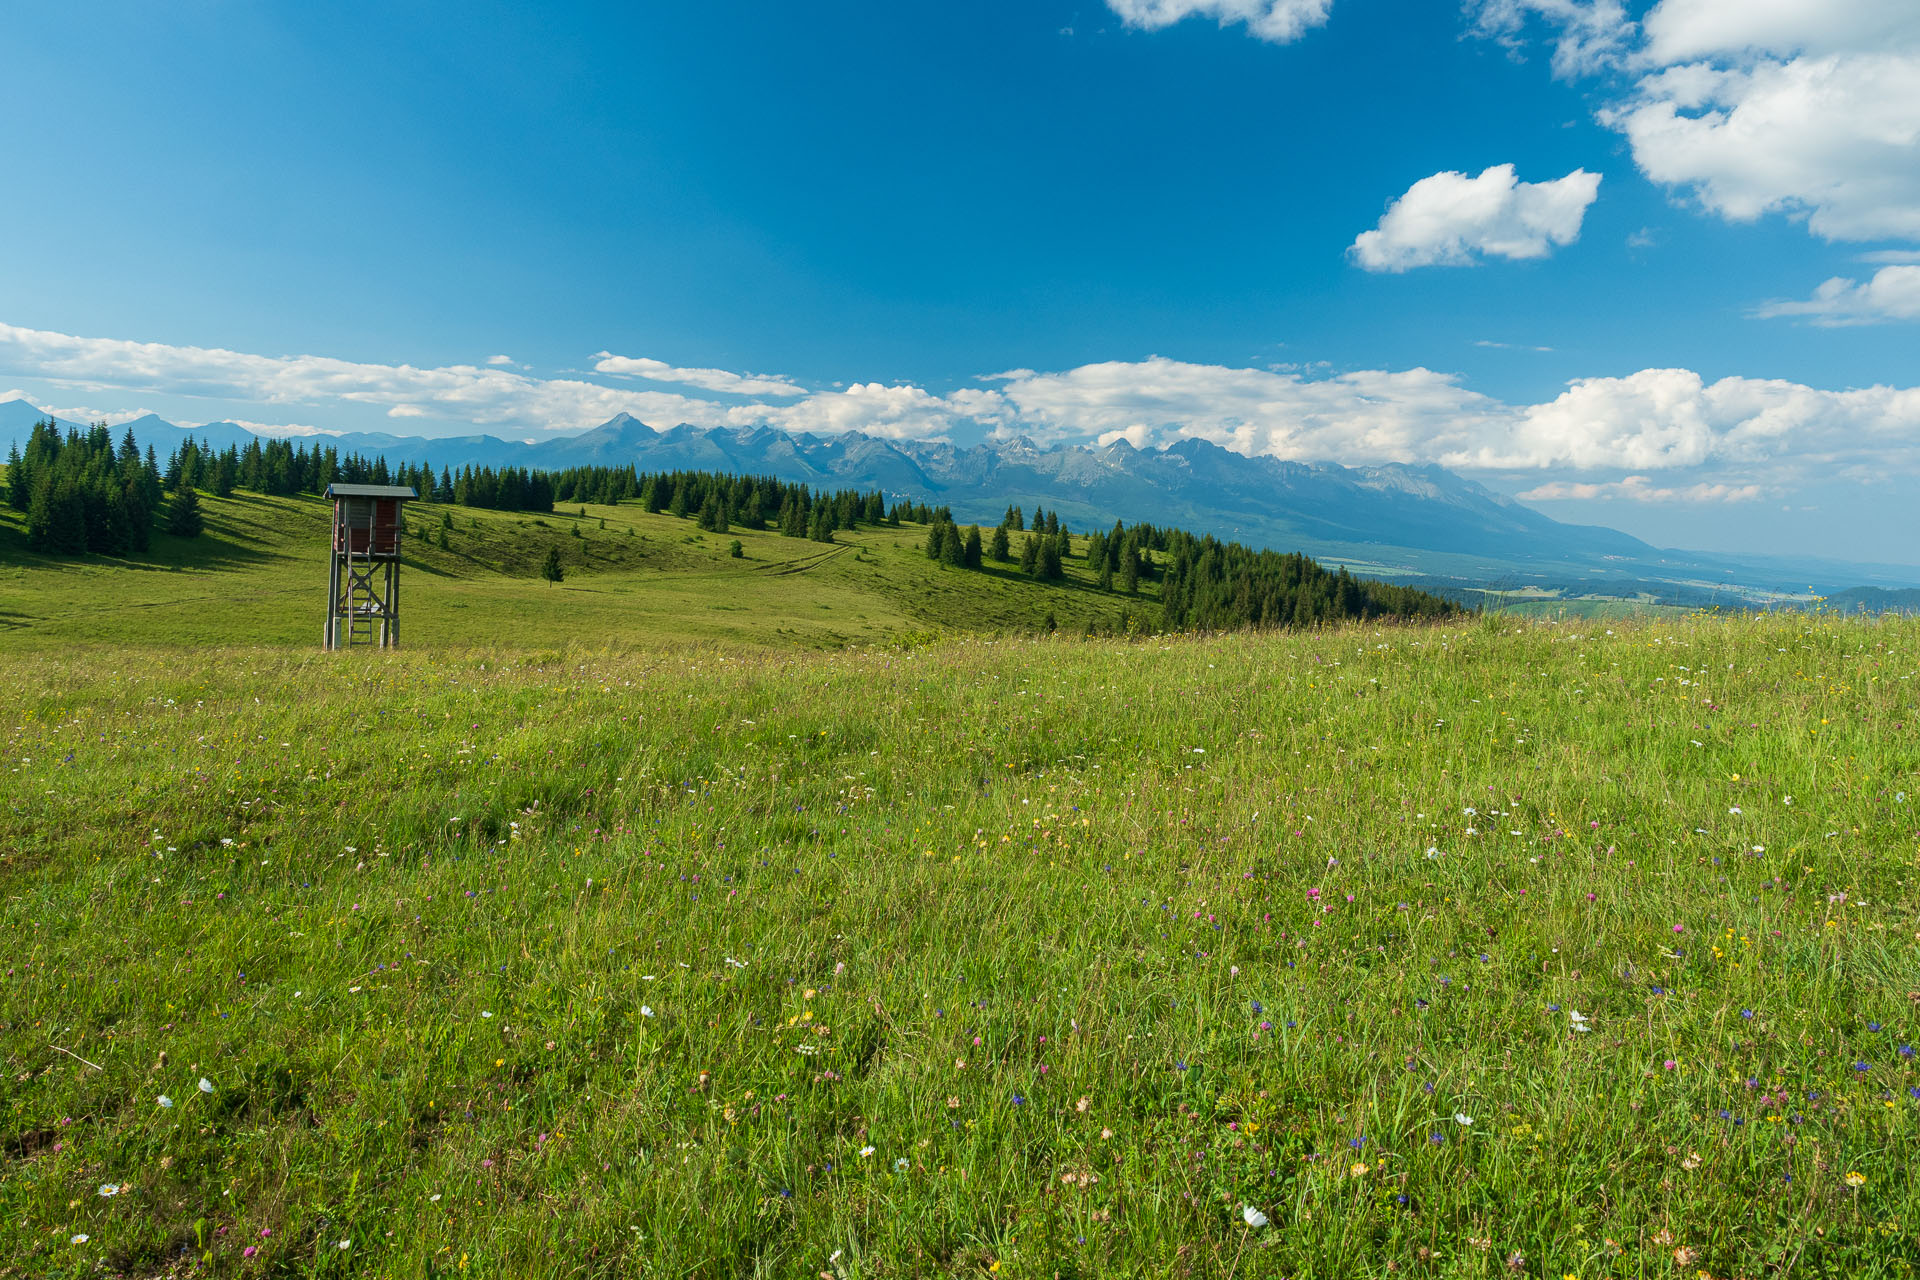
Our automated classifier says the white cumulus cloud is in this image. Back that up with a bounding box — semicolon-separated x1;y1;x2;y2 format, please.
1754;265;1920;325
1604;51;1920;242
1469;0;1635;76
1350;165;1602;271
1637;0;1920;64
0;320;995;443
1475;0;1920;244
6;321;1919;502
591;353;807;398
1515;475;1766;503
992;357;1920;487
1104;0;1331;43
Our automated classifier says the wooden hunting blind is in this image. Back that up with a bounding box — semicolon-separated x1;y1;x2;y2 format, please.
324;483;416;649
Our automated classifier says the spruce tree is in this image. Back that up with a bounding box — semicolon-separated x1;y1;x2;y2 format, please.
1039;537;1063;580
166;483;204;538
541;546;565;584
1019;533;1040;576
939;522;964;566
4;441;25;510
989;524;1010;562
962;525;983;570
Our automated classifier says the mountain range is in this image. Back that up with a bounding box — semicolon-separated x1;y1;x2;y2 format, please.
5;397;1915;597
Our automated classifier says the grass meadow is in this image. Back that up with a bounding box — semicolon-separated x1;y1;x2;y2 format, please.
2;602;1917;1278
0;492;1157;654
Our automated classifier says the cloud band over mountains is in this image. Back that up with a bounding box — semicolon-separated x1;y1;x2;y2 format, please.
4;321;1916;505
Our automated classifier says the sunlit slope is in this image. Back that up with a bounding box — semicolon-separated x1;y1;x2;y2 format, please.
0;492;1162;652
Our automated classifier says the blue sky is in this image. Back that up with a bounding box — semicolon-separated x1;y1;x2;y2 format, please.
3;0;1917;562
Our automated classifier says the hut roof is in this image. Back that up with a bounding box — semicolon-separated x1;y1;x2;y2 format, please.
325;484;418;500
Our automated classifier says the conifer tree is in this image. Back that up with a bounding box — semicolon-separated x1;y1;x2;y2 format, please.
4;441;25;510
939;522;964;566
211;449;237;497
166;483;204;538
1038;537;1063;580
989;524;1010;562
1019;533;1040;576
963;525;983;569
541;545;565;584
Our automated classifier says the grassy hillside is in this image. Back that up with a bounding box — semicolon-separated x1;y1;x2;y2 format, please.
2;613;1917;1276
0;491;1162;653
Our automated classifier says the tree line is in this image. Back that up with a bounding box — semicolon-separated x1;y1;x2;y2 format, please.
1157;532;1456;629
5;421;200;554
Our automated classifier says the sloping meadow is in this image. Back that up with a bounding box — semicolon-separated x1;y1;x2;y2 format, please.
2;616;1916;1277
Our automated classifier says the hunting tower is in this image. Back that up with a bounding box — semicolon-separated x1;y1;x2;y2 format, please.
324;483;416;650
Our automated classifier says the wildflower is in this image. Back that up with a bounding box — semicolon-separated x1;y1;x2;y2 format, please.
1076;1096;1090;1112
98;1184;120;1197
894;1158;909;1172
1681;1151;1701;1170
1012;1094;1027;1106
481;1011;493;1019
71;1234;89;1244
244;1246;258;1259
157;1095;173;1108
1673;1246;1698;1266
859;1145;875;1157
198;1078;214;1094
1844;1171;1867;1187
1349;1162;1369;1177
1455;1112;1473;1126
1664;1060;1677;1071
640;1006;654;1018
1242;1205;1269;1228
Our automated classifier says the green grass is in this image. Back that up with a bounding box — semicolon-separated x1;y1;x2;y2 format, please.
2;608;1918;1277
0;492;1158;653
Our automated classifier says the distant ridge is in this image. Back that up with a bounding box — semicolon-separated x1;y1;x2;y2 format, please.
4;398;1915;592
